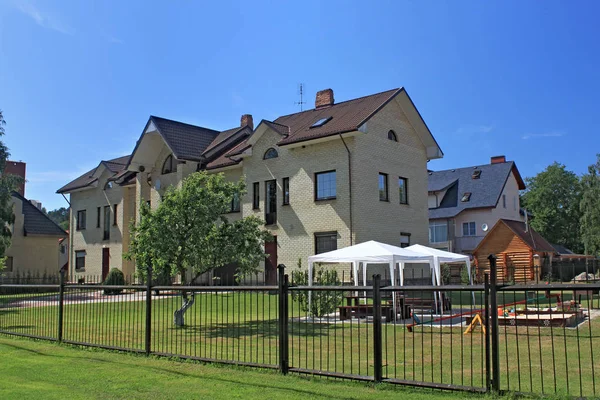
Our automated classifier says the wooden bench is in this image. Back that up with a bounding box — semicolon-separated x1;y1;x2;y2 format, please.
338;305;394;322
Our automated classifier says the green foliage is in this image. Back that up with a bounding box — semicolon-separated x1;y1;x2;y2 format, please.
291;259;343;317
125;171;271;284
460;264;471;285
521;162;582;253
47;207;70;231
103;268;125;295
440;264;452;285
580;154;600;256
0;111;23;258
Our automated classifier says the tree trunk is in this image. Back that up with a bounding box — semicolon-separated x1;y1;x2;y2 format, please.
173;291;195;327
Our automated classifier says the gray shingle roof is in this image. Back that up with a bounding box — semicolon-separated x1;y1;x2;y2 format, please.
149;116;220;161
202;126;246;155
12;192;67;237
428;161;525;219
57;155;131;194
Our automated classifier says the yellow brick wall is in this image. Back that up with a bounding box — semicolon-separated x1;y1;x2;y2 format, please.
4;197;62;276
69;168;129;282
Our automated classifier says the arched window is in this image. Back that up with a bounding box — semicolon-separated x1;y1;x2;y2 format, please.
388;130;398;142
263;148;278;160
104;181;113;190
162;155;174;174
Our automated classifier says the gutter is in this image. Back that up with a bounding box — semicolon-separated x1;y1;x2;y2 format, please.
339;134;353;245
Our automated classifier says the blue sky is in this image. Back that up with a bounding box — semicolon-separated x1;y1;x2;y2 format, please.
0;0;599;210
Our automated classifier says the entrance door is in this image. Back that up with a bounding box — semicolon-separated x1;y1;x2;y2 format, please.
265;236;277;285
102;248;110;281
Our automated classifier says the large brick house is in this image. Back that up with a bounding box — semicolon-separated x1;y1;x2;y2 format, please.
427;156;526;255
58;87;443;282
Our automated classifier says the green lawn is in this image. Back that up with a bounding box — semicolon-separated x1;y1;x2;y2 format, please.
0;336;482;400
1;290;599;397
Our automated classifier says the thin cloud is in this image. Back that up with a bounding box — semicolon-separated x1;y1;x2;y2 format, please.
456;124;494;134
522;132;565;140
14;1;74;35
102;33;124;44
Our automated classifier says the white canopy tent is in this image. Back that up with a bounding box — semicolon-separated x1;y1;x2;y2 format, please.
307;241;438;318
405;244;473;286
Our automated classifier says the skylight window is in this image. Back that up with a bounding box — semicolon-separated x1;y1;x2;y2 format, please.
310;116;332;129
461;192;472;202
472;170;481;179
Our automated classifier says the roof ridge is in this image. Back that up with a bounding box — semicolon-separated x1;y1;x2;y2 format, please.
274;88;400;119
431;160;513;174
150;115;220;134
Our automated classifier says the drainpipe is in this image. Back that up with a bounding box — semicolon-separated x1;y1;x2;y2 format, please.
339;134;353;245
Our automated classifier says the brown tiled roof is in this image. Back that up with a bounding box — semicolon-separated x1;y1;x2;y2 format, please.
263;120;290;137
205;136;252;170
501;219;556;252
275;88;400;145
56;155;131;194
203;126;245;154
149;116;220;161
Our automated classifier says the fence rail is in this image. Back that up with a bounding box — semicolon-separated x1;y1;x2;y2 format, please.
1;261;599;397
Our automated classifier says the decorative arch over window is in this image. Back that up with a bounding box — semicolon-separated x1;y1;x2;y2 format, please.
162;155;174;174
263;148;278;160
388;130;398;142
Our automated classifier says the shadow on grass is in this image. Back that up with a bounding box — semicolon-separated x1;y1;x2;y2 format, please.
0;340;370;400
174;320;344;340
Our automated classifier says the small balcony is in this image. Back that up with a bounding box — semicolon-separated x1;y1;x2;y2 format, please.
454;236;485;253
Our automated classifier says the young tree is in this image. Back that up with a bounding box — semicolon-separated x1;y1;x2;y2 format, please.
47;207;70;231
521;162;582;253
0;111;22;264
125;171;271;326
580;154;600;256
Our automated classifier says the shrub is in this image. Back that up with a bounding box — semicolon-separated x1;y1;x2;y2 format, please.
460;265;472;285
441;264;452;285
103;268;125;295
291;259;344;318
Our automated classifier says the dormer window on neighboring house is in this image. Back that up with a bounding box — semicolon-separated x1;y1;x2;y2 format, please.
461;192;472;202
162;155;174;174
388;130;398;142
263;148;278;159
472;170;481;179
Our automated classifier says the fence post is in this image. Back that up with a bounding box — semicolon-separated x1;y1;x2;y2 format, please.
58;269;65;342
488;254;500;392
373;274;383;382
145;266;152;356
278;264;289;374
484;273;491;392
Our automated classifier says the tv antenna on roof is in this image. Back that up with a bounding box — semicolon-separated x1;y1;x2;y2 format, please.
295;83;306;111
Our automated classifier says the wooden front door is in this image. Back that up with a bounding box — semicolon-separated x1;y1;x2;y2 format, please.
265;237;277;285
101;248;110;281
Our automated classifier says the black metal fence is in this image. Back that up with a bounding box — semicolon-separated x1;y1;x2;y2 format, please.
0;260;599;397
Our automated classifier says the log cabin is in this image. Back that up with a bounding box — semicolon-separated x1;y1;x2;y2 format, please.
472;219;555;283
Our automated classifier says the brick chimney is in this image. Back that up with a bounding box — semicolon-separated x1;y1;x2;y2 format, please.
5;160;26;196
491;155;506;164
240;114;253;130
315;89;334;109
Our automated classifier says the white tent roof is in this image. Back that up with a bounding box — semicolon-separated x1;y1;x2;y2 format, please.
405;244;470;263
308;240;434;264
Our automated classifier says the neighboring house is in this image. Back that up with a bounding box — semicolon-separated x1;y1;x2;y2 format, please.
59;87;443;283
4;192;67;277
56;156;137;282
427;155;526;255
472;219;555;283
59;234;69;272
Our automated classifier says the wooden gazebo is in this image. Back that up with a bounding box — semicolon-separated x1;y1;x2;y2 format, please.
473;219;556;283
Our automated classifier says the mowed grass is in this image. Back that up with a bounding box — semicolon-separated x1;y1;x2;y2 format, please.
1;290;599;397
0;336;483;400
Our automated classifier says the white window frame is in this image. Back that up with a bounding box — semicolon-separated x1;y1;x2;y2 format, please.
462;222;476;237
